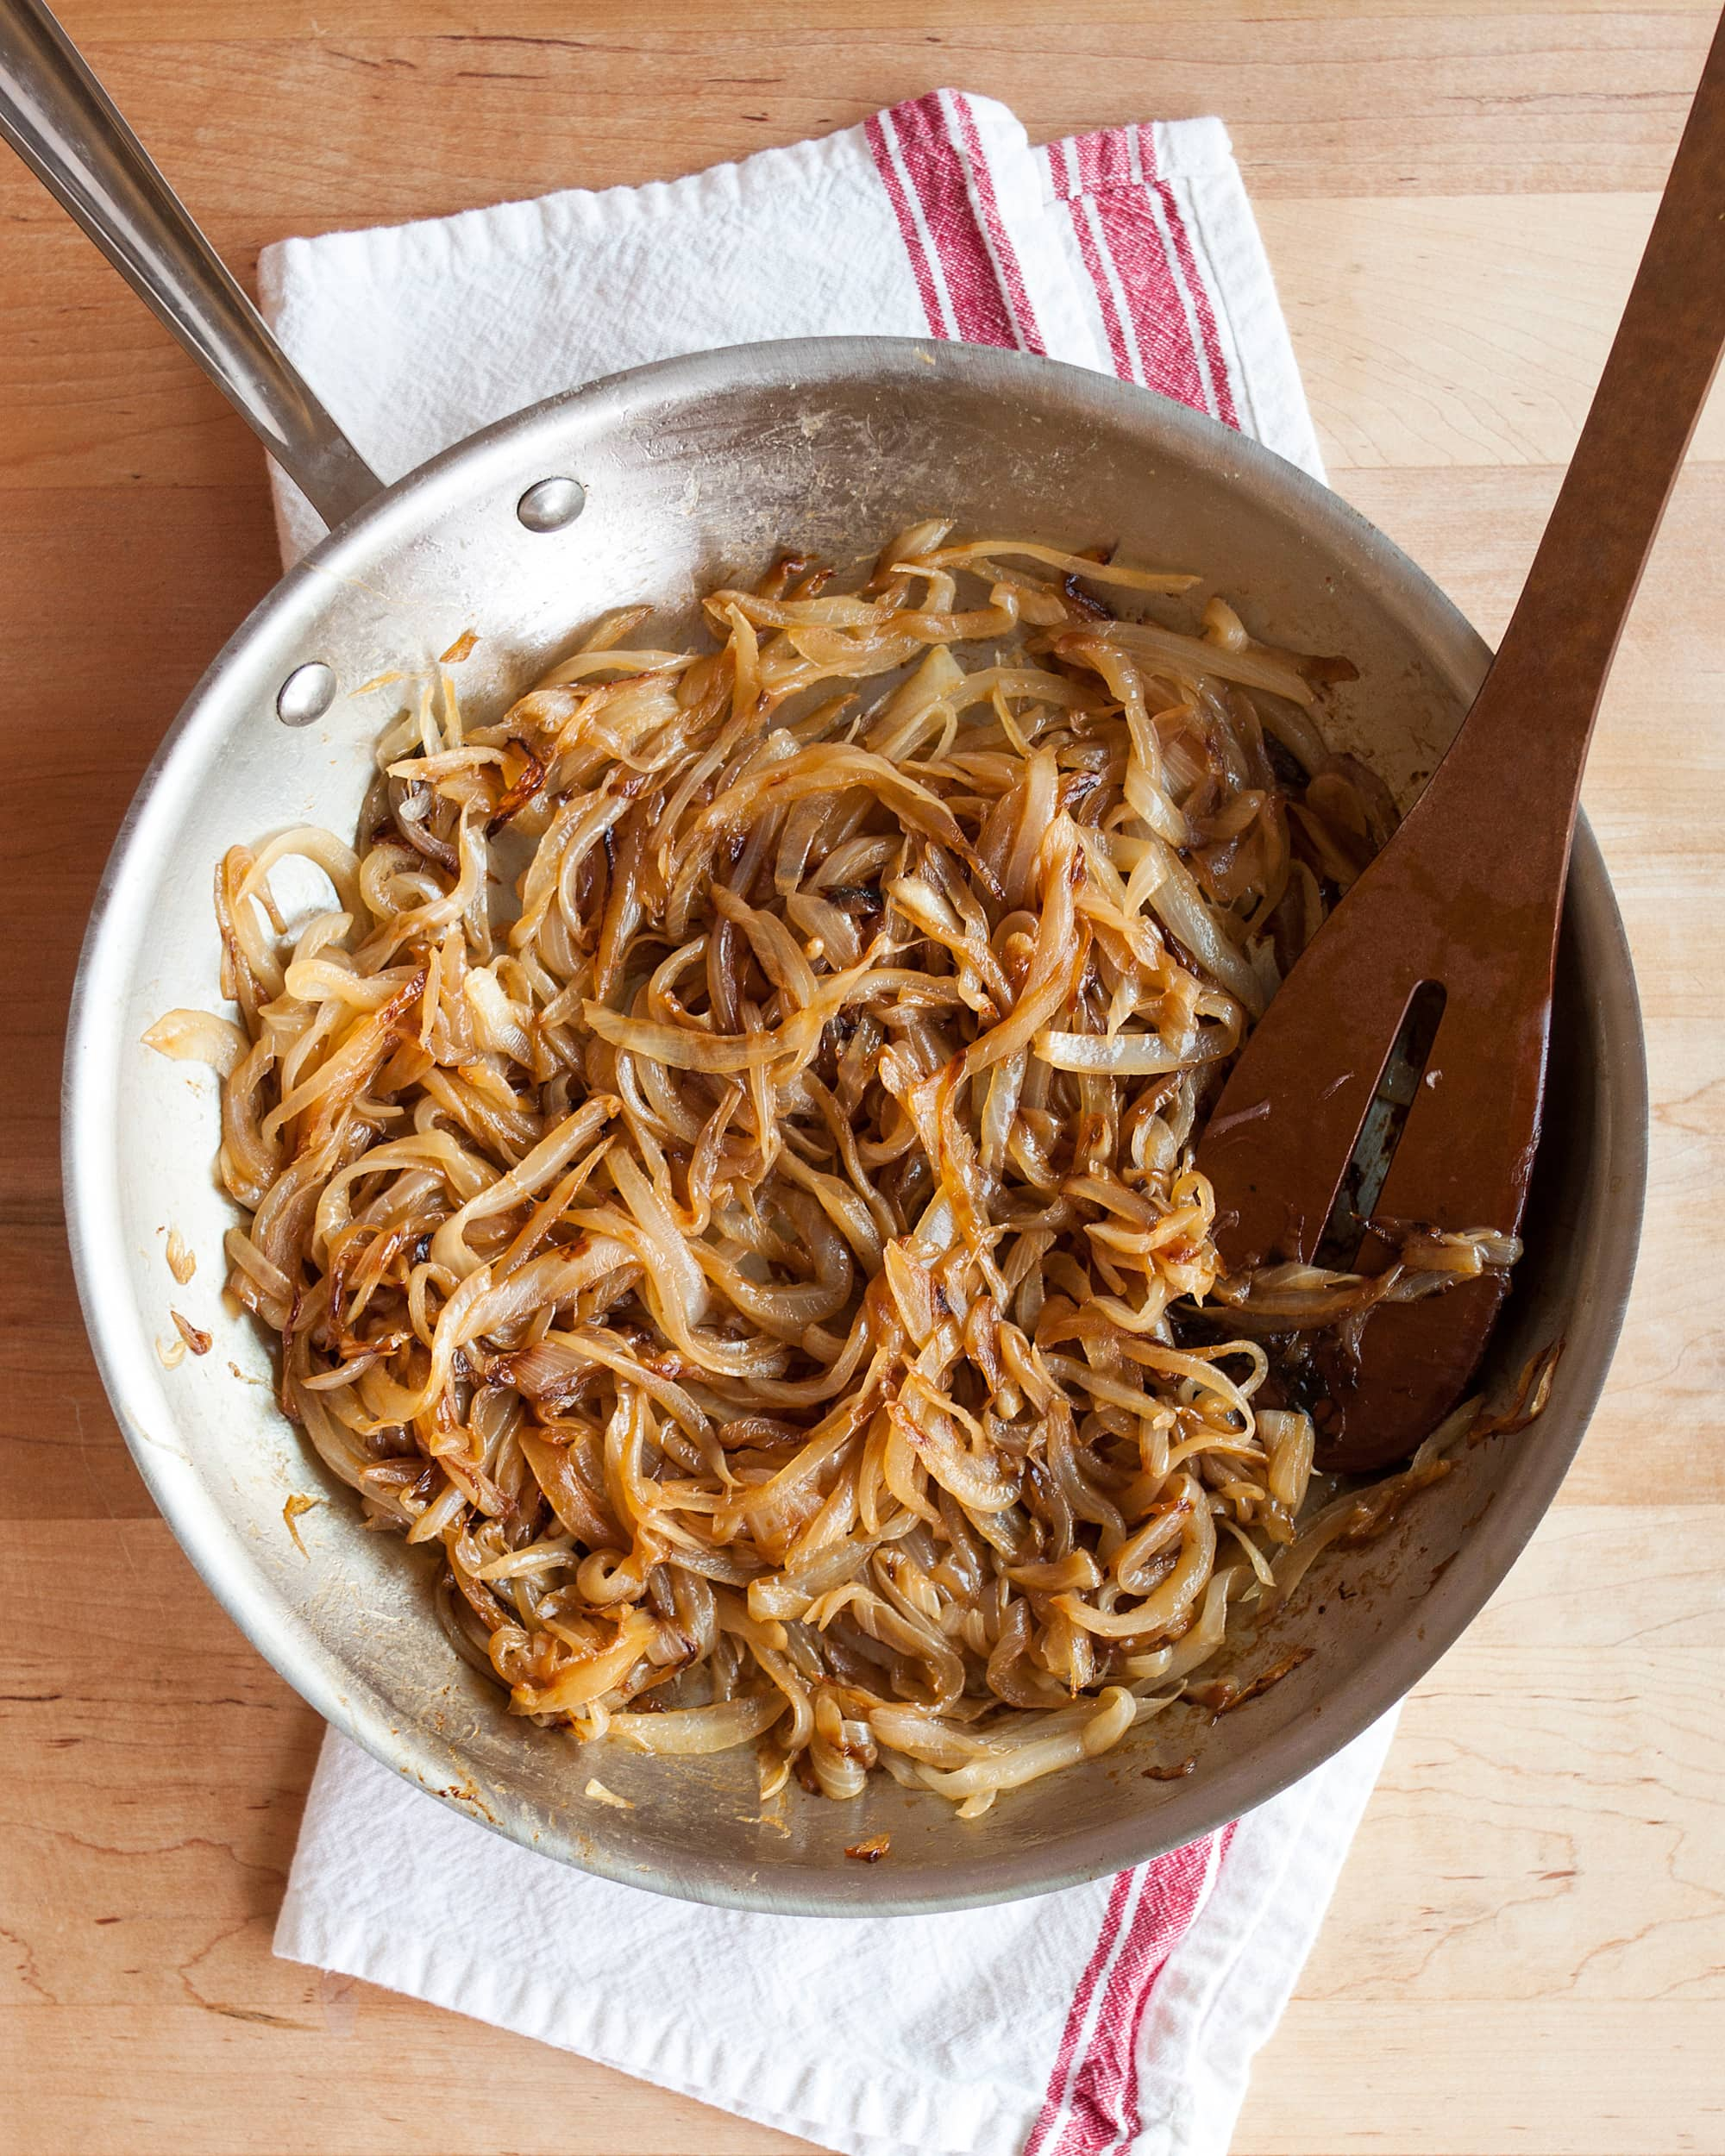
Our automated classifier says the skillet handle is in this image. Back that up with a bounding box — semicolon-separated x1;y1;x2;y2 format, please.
0;0;381;527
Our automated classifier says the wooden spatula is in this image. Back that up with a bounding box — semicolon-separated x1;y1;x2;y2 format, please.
1196;9;1725;1473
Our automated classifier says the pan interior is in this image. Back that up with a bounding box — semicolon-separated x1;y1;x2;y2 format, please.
65;341;1644;1913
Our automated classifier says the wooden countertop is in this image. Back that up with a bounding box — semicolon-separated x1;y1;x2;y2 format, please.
3;4;1722;2152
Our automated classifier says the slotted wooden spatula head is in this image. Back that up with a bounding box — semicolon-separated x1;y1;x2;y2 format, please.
1196;772;1556;1473
1197;11;1725;1472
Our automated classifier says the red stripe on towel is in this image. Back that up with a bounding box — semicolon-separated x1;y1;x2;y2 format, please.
864;108;952;339
1111;1823;1238;2153
1135;123;1240;429
1049;137;1136;384
870;92;1048;352
1031;1828;1233;2155
881;93;1018;347
1050;121;1243;429
942;89;1048;354
1024;1870;1137;2156
1085;173;1210;408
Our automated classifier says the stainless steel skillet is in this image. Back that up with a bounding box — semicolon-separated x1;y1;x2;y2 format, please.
8;0;1646;1912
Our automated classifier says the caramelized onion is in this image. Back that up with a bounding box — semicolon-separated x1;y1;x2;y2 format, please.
149;520;1525;1814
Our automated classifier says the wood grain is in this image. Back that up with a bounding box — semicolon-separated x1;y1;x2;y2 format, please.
0;6;1709;240
3;4;1723;2153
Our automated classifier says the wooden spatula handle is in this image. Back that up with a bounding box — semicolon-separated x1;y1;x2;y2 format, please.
1300;37;1725;1463
1408;9;1725;881
1198;11;1725;1467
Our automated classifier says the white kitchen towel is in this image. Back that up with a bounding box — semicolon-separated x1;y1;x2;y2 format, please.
258;91;1321;560
280;1715;1395;2156
264;88;1376;2156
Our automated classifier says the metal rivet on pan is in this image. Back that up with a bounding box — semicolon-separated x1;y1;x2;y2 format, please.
277;661;337;727
517;476;586;532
